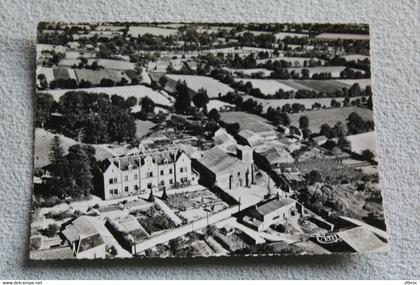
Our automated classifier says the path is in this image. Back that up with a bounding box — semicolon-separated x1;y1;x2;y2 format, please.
154;197;183;226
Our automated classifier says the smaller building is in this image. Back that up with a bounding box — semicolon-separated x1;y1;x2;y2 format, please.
254;147;295;173
312;135;328;146
240;197;298;231
213;128;237;153
238;130;265;148
61;216;106;259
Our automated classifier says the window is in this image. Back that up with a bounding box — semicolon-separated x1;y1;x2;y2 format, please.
160;180;164;186
180;167;183;173
125;186;129;192
113;178;117;183
169;179;173;184
109;179;113;184
114;189;118;195
109;190;113;195
134;185;139;191
147;183;152;189
160;170;164;176
169;168;173;174
148;172;153;178
134;174;138;180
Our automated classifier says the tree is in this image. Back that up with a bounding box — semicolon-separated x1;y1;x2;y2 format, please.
67;144;93;198
299;116;309;129
82;116;109;144
361;149;375;161
125;96;138;108
307;170;322;185
320;123;331;138
48;135;69;198
111;94;125;107
174;81;191;114
302;128;312;140
336;136;351;151
35;93;56;128
159;76;168;88
208;108;220;121
192;88;209;111
140;96;155;114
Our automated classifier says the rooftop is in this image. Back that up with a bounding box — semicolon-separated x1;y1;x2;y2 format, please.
198;146;249;176
255;198;296;216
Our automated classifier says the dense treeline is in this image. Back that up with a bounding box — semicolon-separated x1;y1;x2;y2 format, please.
36;91;136;143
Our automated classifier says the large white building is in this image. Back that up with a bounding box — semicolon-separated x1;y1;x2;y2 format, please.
95;148;195;200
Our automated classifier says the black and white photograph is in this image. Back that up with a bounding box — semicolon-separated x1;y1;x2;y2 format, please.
31;22;388;260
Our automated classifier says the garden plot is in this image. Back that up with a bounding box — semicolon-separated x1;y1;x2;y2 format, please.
233;78;297;94
347;131;377;157
38;85;173;106
165;74;234;98
289;107;373;133
220;111;275;133
165;189;229;222
128;26;178;37
130;204;176;235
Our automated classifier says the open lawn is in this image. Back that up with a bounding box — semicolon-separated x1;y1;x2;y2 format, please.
207;99;234;111
347;131;377;157
165;74;234;98
234;78;297;94
289;107;373;133
38;85;173;106
74;69;131;85
242;95;364;112
220;111;275;133
34;128;113;168
135;120;156;139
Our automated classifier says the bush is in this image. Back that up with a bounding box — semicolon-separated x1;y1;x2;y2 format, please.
41;224;59;238
30;237;42;250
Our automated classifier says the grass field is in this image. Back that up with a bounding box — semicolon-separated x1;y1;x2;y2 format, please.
234;78;297;94
315;33;370;41
33;128;113;168
165;74;234;98
38;85;173;105
128;26;178;37
286;66;364;78
347;131;377;157
220;111;275;133
242;95;364;112
207;99;234;111
293;80;350;93
336;79;371;89
74;69;131;85
289;107;374;133
135;120;156;139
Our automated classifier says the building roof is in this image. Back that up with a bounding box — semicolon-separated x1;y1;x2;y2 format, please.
255;198;296;216
260;147;294;165
198;146;249;176
78;233;105;253
312;135;328;143
239;129;260;139
62;216;99;244
337;226;387;253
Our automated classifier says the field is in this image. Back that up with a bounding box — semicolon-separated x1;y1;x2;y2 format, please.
341;54;370;61
38;85;173;105
135;120;156;139
207;100;234;111
128;26;178;37
224;68;272;77
347;131;377;157
59;59;135;70
289;107;374;133
233;78;297;94
315;33;370;41
293;80;350;93
33;128;113;168
74;69;131;85
336;79;371;89
274;32;309;40
220;111;275;133
165;75;234;98
286;66;364;78
242;95;364;112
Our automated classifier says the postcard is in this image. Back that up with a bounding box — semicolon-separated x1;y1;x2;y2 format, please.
31;22;387;260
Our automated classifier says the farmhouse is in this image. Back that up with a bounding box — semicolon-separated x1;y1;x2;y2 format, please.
239;197;299;231
61;216;106;259
254;147;295;173
238;130;265;148
94;148;194;200
194;146;254;190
